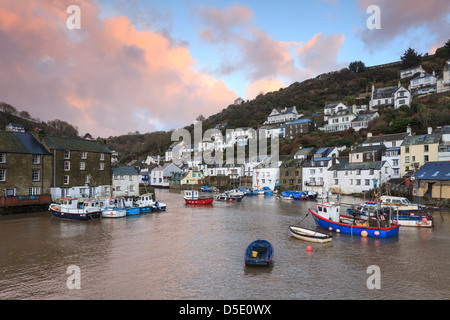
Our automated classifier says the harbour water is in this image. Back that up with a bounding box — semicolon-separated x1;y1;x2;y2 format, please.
1;189;449;300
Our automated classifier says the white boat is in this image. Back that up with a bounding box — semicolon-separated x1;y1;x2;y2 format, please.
276;195;293;200
49;198;102;220
101;197;127;218
288;225;333;243
136;193;167;211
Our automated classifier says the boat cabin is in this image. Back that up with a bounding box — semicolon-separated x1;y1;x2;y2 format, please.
184;190;199;199
316;202;340;222
136;193;154;207
59;198;101;213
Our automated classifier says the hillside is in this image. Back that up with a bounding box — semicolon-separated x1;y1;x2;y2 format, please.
2;43;449;164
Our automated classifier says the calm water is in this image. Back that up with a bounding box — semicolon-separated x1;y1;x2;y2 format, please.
0;189;449;300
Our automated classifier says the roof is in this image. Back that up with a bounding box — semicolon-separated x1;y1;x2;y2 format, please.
112;166;139;175
40;135;112;153
0;131;51;155
363;132;410;145
286;119;312;125
294;147;314;156
416;161;450;181
350;145;385;154
328;161;386;171
401;134;442;146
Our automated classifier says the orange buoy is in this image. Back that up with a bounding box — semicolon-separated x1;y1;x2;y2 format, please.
306;246;312;252
422;218;428;223
361;230;368;237
374;231;380;236
329;227;332;231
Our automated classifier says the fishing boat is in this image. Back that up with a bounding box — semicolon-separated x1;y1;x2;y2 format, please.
49;198;102;220
244;239;274;266
101;197;127;218
216;193;242;202
358;199;433;228
184;190;214;205
135;193;167;212
288;225;333;243
309;202;400;238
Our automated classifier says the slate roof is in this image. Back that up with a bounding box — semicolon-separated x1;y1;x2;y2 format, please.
112;166;139;175
350;145;385;154
401;134;442;146
416;161;450;181
363;132;410;145
328;161;386;171
40;135;112;153
0;131;50;154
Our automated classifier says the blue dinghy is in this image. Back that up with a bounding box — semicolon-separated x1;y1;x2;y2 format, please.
244;239;274;266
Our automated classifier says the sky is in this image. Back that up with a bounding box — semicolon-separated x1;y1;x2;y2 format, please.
0;0;449;137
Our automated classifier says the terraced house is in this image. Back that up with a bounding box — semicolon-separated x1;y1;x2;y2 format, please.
35;132;112;200
0;131;52;198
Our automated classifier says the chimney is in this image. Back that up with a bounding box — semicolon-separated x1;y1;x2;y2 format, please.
428;127;432;134
407;124;411;135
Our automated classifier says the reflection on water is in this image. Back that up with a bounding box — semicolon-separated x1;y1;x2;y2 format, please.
0;189;449;300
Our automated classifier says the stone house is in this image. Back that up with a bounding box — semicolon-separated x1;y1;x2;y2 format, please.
279;158;303;191
35;133;112;200
0;131;52;197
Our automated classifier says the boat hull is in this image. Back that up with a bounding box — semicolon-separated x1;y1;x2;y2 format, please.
51;209;101;220
102;209;127;218
310;209;400;238
393;215;433;227
184;198;214;205
289;226;333;243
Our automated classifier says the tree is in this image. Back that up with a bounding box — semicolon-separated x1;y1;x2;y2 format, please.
401;48;422;69
434;39;450;58
348;61;366;73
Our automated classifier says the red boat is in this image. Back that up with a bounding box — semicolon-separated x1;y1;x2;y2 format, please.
184;190;214;205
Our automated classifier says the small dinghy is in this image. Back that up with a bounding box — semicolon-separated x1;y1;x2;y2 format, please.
244;239;274;266
288;225;333;243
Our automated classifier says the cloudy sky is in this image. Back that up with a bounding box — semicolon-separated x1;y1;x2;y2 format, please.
0;0;449;137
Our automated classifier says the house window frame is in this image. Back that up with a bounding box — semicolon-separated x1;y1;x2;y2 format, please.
32;169;41;182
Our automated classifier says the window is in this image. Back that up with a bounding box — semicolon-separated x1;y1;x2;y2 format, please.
356;169;361;175
424;155;429;162
100;153;105;160
356;179;361;185
365;179;370;186
80;162;85;170
81;152;87;159
100;163;104;171
116;186;121;191
64;151;70;159
334;179;339;185
393;159;399;166
424;145;429;152
370;169;374;175
130;185;134;192
64;161;70;171
29;187;41;196
405;156;410;163
85;175;90;184
32;169;40;181
32;154;40;164
394;168;400;175
405;146;409;153
0;153;6;163
63;175;70;185
0;169;6;181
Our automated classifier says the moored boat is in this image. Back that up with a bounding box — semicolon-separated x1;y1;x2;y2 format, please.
49;198;101;220
288;225;333;243
244;239;274;266
310;202;400;238
135;193;167;212
101;197;127;218
184;190;214;205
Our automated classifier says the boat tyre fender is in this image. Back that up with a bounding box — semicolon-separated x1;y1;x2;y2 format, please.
109;200;114;205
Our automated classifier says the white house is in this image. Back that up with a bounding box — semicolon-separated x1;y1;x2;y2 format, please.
252;156;281;190
321;109;355;132
302;147;340;196
393;85;411;108
437;60;450;94
400;65;425;79
150;162;182;188
410;71;437;93
112;166;140;197
323;102;348;121
327;161;393;195
264;106;300;124
361;131;411;179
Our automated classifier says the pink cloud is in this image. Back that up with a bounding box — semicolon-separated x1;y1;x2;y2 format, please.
0;0;237;137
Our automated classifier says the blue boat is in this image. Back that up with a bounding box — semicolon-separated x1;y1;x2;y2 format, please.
310;202;400;238
244;240;274;266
